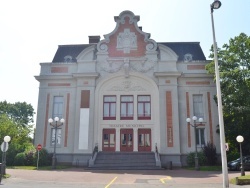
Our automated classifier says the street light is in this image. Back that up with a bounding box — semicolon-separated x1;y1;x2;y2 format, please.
210;1;229;187
186;116;203;170
48;117;65;169
236;135;245;176
0;135;11;183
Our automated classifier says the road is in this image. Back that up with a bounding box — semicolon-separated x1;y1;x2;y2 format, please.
1;168;248;188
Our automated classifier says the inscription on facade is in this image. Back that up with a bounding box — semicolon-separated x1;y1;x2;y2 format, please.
109;124;144;128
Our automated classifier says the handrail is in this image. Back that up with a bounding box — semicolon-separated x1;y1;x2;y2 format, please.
92;144;98;159
155;143;160;160
154;143;161;167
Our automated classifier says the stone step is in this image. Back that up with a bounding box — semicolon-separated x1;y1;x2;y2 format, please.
89;151;161;170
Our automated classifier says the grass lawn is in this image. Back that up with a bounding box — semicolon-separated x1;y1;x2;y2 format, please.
8;165;71;170
230;174;250;185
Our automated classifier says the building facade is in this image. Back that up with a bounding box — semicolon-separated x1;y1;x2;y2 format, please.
35;10;220;167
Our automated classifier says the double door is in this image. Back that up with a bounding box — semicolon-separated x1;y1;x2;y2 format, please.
102;128;151;152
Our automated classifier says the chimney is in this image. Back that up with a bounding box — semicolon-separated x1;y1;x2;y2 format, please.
139;26;142;31
89;36;100;44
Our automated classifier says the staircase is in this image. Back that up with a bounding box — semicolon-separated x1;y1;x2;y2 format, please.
89;152;162;170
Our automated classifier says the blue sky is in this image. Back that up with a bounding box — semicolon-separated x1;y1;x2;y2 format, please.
0;0;249;123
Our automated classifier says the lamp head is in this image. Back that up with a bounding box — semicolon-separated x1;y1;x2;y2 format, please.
186;118;191;123
60;118;65;123
54;117;59;122
192;116;197;121
48;118;53;123
236;135;244;143
198;118;203;123
4;135;11;143
211;0;222;12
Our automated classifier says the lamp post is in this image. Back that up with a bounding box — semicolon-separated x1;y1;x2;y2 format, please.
236;135;245;176
210;1;229;187
1;135;11;183
186;116;203;170
48;117;64;169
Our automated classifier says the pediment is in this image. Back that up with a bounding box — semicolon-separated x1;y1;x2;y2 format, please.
76;45;96;62
158;44;178;61
97;10;157;57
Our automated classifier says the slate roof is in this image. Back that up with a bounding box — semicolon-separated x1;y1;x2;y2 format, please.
160;42;206;61
52;42;206;63
52;44;91;63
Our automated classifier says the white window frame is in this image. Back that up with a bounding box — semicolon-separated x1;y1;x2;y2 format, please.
51;128;62;146
51;96;64;146
196;128;206;147
193;94;204;119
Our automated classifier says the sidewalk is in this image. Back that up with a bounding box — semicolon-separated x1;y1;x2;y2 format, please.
1;168;247;188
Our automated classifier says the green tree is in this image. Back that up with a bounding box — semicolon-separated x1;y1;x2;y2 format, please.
0;100;35;165
0;101;35;126
206;33;250;155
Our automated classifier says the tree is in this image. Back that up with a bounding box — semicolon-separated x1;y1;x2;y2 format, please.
0;101;35;126
206;33;250;155
0;101;35;165
0;114;34;165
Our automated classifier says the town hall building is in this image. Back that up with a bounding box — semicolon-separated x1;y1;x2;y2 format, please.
34;10;220;168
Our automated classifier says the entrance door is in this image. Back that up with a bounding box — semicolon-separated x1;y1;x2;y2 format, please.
103;129;115;152
120;129;133;152
138;129;151;152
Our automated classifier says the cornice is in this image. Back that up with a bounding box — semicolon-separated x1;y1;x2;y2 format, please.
72;72;99;78
181;73;214;78
154;71;182;77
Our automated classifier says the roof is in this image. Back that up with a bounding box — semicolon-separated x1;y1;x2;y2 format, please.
160;42;206;61
51;42;206;63
52;44;91;63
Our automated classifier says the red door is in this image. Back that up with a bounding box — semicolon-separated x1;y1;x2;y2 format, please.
102;129;115;152
138;129;151;152
120;129;133;152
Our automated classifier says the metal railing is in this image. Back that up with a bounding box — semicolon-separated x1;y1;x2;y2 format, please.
91;144;98;159
155;143;161;167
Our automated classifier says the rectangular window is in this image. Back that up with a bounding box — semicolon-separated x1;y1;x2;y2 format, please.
120;95;133;120
103;96;116;120
138;95;151;120
196;128;205;147
51;128;62;145
51;96;64;146
193;94;204;119
53;96;64;119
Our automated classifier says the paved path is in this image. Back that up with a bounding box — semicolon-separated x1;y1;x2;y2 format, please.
1;168;248;188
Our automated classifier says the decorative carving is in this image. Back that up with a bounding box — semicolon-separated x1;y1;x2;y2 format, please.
146;41;157;52
98;43;108;53
98;60;123;73
117;29;137;53
123;58;130;78
115;11;139;25
130;58;156;73
108;80;146;92
97;57;157;74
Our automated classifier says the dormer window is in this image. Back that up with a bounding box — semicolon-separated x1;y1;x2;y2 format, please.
184;53;193;62
64;55;73;63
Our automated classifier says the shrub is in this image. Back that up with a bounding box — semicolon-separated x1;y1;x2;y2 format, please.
25;151;35;166
6;143;23;166
186;151;206;167
13;152;26;166
34;148;53;166
202;142;217;165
